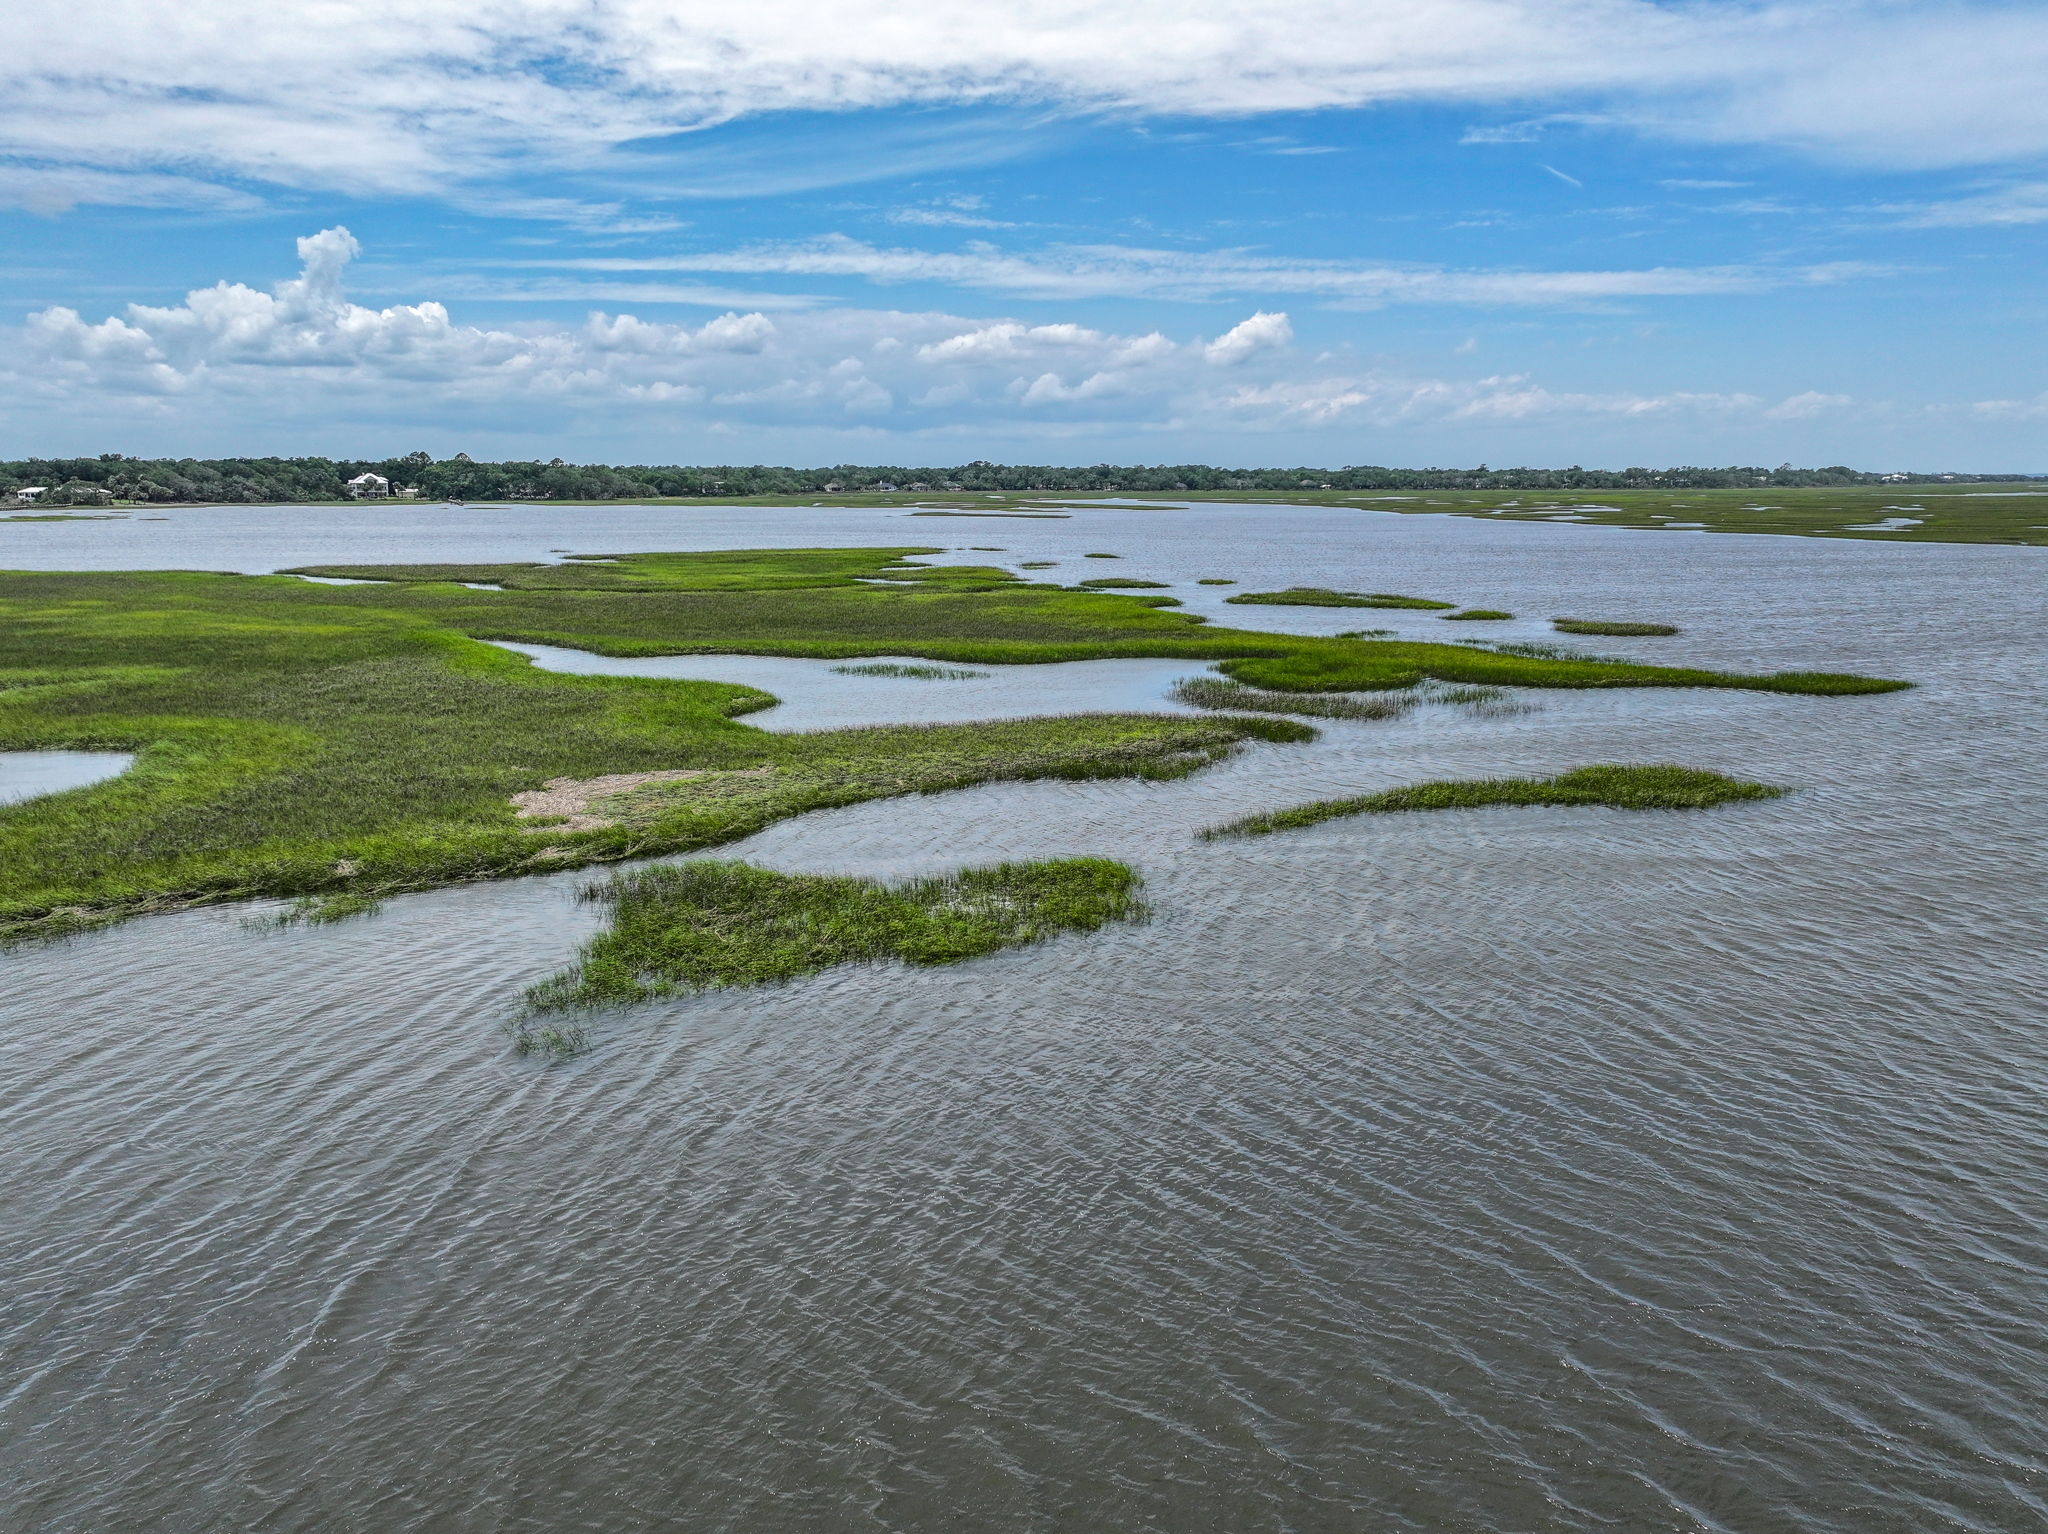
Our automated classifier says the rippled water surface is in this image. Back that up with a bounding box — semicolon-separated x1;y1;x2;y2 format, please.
5;502;2046;1532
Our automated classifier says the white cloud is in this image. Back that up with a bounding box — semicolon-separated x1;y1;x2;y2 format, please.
5;227;1897;446
521;235;1883;307
1884;181;2048;228
7;2;2048;209
1205;311;1293;364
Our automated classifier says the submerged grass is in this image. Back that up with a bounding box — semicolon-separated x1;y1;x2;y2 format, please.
1076;577;1170;589
830;662;989;679
0;544;1900;938
1204;764;1785;837
1170;675;1414;721
528;856;1143;1009
1554;618;1682;636
1226;588;1457;610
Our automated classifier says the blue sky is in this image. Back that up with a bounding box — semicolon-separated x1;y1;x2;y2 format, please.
5;0;2046;468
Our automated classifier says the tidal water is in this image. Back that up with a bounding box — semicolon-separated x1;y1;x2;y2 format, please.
3;501;2045;1532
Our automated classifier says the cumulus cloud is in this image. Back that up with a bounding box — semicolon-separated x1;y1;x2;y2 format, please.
3;227;1877;442
520;236;1881;307
7;1;2048;209
1205;312;1293;364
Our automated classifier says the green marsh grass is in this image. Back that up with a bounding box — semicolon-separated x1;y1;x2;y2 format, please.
1077;577;1170;589
1443;609;1514;621
1204;764;1785;837
1084;552;1121;558
507;1020;591;1059
1553;618;1682;636
1170;676;1414;721
528;856;1143;1008
0;546;1900;938
1196;578;1237;585
1226;588;1457;610
830;662;989;679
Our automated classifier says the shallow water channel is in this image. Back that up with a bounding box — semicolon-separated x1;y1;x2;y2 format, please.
0;750;132;805
4;501;2046;1532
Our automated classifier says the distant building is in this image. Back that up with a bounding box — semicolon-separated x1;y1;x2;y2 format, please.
14;486;48;504
345;473;390;498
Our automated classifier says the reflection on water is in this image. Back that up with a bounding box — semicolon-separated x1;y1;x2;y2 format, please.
3;504;2046;1533
0;750;133;805
494;641;1219;731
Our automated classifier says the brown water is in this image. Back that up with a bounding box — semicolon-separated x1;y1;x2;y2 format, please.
4;502;2045;1532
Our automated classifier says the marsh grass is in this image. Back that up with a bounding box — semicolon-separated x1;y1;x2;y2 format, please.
249;891;385;928
1196;579;1237;585
1170;676;1414;721
507;1021;591;1059
1019;561;1057;569
1084;552;1121;558
1554;618;1682;636
1076;578;1170;589
1443;609;1514;621
1226;588;1456;610
1204;764;1785;837
527;856;1143;1009
0;545;1901;938
830;662;989;679
1336;628;1398;639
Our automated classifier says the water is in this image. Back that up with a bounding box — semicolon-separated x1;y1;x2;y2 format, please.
3;503;2045;1532
0;750;132;805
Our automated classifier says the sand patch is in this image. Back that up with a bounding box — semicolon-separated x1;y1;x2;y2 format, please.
511;768;770;832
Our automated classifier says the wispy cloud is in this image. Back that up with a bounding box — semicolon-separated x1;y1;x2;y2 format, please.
1883;181;2048;227
7;1;2048;209
511;235;1888;308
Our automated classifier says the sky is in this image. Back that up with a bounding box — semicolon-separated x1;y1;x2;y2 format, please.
4;0;2046;469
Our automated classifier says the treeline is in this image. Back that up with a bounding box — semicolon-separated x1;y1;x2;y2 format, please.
4;452;2033;505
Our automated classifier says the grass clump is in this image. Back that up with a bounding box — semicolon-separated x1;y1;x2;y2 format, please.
831;662;989;679
1554;618;1681;636
1336;628;1398;638
1226;588;1456;610
252;891;385;927
527;857;1143;1009
1170;676;1413;721
1076;577;1170;589
507;1021;590;1059
1443;609;1513;621
1084;552;1121;558
1204;764;1785;837
1019;561;1057;569
1196;578;1236;585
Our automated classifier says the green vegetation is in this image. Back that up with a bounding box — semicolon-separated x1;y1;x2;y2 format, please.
527;857;1143;1009
507;1020;590;1059
1076;577;1170;589
1443;609;1514;621
1084;552;1121;558
0;545;1901;939
1336;628;1397;639
1019;561;1057;569
830;662;988;679
10;454;2038;544
1554;618;1682;636
1227;588;1457;610
1196;578;1236;585
1170;676;1413;721
1204;764;1786;837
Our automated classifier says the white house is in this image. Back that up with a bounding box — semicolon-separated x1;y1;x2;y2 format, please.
13;486;48;504
345;473;390;498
